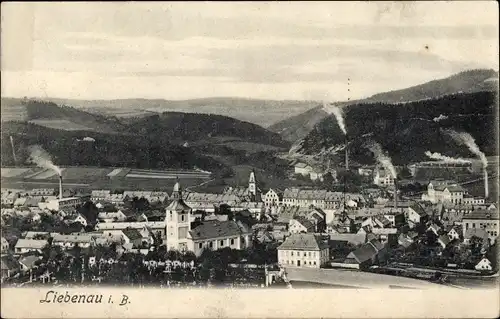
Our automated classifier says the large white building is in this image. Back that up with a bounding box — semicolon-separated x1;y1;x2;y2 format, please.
277;233;329;268
422;180;465;204
461;209;499;244
373;168;395;187
263;189;283;208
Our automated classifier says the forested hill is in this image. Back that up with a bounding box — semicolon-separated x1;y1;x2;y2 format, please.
1;99;127;133
269;69;498;142
126;112;289;147
363;69;498;104
1;121;225;172
298;91;497;166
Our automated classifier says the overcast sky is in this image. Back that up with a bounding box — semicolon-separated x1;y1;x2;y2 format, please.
1;2;498;101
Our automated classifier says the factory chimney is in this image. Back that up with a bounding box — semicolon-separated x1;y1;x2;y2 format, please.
59;174;63;200
393;179;398;210
484;170;489;199
10;136;17;164
345;136;349;170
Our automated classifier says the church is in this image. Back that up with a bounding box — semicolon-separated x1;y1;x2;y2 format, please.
165;177;254;256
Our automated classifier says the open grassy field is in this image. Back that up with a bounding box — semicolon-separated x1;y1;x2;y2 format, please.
29;119;94;131
1;166;211;192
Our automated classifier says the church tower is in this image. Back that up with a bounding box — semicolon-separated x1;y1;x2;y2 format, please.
248;169;257;200
165;179;192;252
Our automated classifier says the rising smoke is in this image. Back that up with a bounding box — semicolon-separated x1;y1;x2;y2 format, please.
323;102;347;135
424;151;471;164
366;141;397;178
433;114;448;122
445;130;488;168
27;145;62;175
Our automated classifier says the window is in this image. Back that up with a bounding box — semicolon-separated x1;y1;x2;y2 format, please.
314;261;317;265
303;252;307;257
291;251;294;256
209;241;213;249
230;238;235;245
219;240;224;247
308;252;311;257
313;252;316;258
181;214;185;222
198;243;203;249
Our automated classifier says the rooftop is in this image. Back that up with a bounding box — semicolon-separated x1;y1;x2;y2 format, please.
189;220;250;241
278;233;329;251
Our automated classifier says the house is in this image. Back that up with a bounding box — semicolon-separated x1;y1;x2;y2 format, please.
344;239;385;269
447;226;462;241
97;210;128;223
407;203;429;225
187;220;252;257
329;233;367;246
398;233;415;249
461;210;499;244
1;255;20;281
263;189;283;208
373;168;394;187
122;228;148;248
1;237;9;253
437;235;451;249
19;255;42;272
427;223;442;236
72;213;88;227
282;188;300;207
463;195;485;205
14;239;48;254
95;221;166;239
463;228;490;248
52;234;94;248
289;217;315;234
371;228;398;244
277;233;329;268
294;162;313;176
475;257;493;271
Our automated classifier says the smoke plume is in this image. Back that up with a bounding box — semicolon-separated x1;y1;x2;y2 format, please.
425;151;471;164
433;114;448;122
27;145;62;175
366;141;397;178
446;130;488;168
323;102;347;135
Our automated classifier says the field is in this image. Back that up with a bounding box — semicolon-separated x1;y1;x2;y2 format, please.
29;119;93;131
1;166;211;192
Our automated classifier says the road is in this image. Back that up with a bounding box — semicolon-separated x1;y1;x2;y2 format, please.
284;267;446;289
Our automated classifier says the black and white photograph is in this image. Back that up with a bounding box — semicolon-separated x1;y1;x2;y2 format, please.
1;1;499;318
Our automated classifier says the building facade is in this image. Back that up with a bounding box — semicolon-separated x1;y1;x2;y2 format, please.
277;233;329;268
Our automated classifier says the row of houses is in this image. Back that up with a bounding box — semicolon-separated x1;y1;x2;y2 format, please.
263;188;366;210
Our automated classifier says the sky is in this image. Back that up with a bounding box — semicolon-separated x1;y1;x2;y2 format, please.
1;2;498;101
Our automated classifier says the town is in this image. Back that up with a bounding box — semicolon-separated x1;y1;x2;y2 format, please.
2;156;498;289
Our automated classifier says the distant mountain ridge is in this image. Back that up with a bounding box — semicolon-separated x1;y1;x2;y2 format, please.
269;69;499;142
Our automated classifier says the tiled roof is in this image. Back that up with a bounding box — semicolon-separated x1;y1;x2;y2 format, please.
122;228;143;241
1;255;19;271
410;203;428;217
462;210;499;220
278;233;328;251
329;233;367;245
347;243;378;263
292;216;315;231
464;228;489;240
15;239;48;249
189;220;250;241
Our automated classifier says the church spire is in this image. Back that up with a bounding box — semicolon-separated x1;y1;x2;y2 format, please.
172;176;182;200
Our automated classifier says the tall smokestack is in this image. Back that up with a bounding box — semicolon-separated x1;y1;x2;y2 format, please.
345;136;349;170
59;174;63;200
10;136;17;164
394;179;398;210
484;170;489;199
